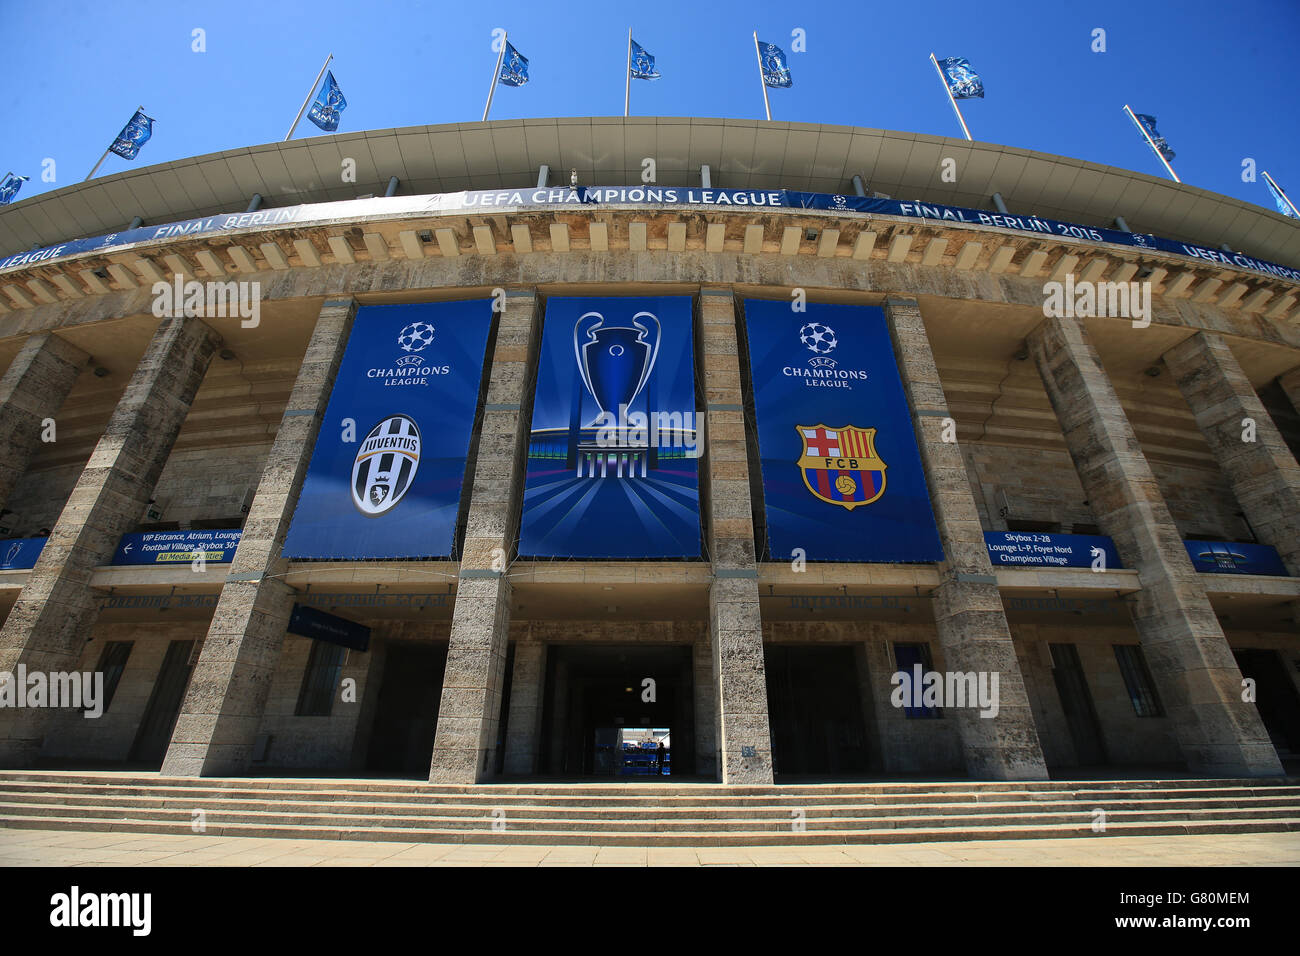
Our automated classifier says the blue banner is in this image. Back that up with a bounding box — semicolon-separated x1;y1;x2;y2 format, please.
984;531;1122;570
112;529;242;565
758;41;792;87
938;56;984;99
283;301;493;559
287;604;370;651
5;187;1299;285
108;109;154;160
0;537;47;571
518;296;699;558
744;300;942;563
1184;540;1288;576
499;42;529;86
307;71;348;132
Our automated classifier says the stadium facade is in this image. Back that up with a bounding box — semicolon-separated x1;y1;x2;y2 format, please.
0;117;1297;787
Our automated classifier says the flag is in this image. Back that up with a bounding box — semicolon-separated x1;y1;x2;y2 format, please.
1265;176;1299;218
758;40;792;88
937;56;984;99
108;109;154;160
1133;113;1175;162
630;39;660;80
498;41;529;87
307;71;348;132
0;174;30;205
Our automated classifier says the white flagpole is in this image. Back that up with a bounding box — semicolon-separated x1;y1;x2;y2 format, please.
85;104;144;181
625;28;632;117
1263;170;1300;217
753;32;772;122
930;54;972;141
483;32;508;122
1123;104;1180;183
285;54;333;142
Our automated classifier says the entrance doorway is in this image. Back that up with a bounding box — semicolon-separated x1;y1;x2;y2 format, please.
1049;643;1108;766
539;645;693;777
129;640;196;766
365;642;447;775
765;645;869;776
1234;648;1300;759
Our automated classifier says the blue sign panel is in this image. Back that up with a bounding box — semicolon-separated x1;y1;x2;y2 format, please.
112;529;242;565
984;532;1122;570
518;296;700;558
744;300;943;563
287;604;371;651
283;301;493;559
1184;540;1288;576
0;537;47;571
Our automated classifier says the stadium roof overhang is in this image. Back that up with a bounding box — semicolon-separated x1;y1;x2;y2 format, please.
3;117;1298;270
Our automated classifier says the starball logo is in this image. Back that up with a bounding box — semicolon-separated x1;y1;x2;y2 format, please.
365;321;451;386
781;322;870;389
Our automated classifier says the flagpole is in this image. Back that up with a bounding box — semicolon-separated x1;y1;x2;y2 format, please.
1123;104;1180;183
929;54;972;141
285;55;333;142
1263;170;1300;217
483;32;508;122
753;32;772;121
85;104;143;181
625;28;632;117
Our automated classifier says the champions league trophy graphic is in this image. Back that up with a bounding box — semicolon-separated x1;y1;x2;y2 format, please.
572;309;661;478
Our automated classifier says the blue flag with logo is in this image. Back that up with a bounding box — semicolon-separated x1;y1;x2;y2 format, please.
1265;176;1299;218
307;71;348;132
499;42;529;87
108;109;154;160
1133;112;1175;162
758;40;792;88
0;174;29;205
630;39;660;79
283;301;494;559
743;300;942;563
938;56;984;99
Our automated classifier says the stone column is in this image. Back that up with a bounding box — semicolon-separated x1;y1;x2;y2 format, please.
429;289;540;783
699;289;774;784
1028;312;1282;776
0;315;219;766
161;299;357;776
882;296;1048;779
1164;332;1300;577
0;332;88;513
502;638;546;775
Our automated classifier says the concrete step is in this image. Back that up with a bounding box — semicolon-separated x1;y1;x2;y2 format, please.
2;771;1297;845
2;791;1298;819
2;811;1297;846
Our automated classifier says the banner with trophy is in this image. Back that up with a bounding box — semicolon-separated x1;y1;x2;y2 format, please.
519;296;700;558
283;300;493;559
743;299;943;563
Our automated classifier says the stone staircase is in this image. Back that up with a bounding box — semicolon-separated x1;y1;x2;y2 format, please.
1;771;1298;846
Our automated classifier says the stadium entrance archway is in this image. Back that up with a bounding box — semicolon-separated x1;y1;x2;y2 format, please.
366;641;447;775
765;644;870;777
538;644;694;778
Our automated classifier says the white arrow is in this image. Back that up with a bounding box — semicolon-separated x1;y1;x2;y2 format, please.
123;543;133;554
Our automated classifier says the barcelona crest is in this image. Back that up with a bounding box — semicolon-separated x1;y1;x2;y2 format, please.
796;424;886;510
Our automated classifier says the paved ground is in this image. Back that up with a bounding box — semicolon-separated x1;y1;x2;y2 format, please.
2;828;1298;866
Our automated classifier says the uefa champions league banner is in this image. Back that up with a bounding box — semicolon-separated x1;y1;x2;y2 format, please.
743;300;943;563
518;296;700;558
282;301;493;559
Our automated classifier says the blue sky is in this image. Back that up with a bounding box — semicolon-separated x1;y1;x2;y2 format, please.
3;0;1298;214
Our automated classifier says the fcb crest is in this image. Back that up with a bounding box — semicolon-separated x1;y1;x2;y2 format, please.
351;414;421;517
796;424;886;510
